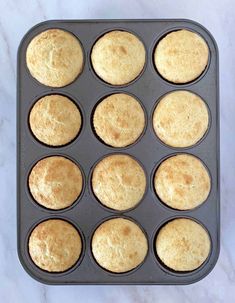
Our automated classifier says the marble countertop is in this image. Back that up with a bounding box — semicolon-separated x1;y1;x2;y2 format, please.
1;0;234;302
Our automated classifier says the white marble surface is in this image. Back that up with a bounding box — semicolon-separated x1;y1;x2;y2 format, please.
0;0;235;302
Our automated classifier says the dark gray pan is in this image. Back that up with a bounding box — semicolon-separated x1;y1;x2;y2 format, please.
17;19;220;285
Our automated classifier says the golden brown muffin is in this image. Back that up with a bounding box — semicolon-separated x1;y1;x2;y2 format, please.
154;154;210;210
28;156;83;210
92;218;148;273
156;218;211;271
154;29;209;83
91;30;146;85
92;154;146;211
26;29;84;87
29;219;82;272
93;93;145;147
29;94;82;146
153;90;209;148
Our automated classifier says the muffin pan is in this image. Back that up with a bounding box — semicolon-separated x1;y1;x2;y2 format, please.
17;19;220;284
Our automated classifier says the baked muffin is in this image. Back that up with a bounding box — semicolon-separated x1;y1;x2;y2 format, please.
92;154;146;211
154;29;209;83
28;156;83;210
29;219;82;272
26;29;83;87
91;30;145;85
29;94;82;146
93;93;145;147
154;154;210;210
92;218;148;273
153;90;209;148
156;218;211;271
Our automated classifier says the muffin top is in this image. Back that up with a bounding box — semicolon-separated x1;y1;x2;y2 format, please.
93;93;145;147
154;29;209;83
92;218;148;273
154;154;210;210
156;218;210;271
29;219;82;272
26;29;83;87
29;94;82;146
92;154;146;211
28;156;83;210
91;30;145;85
153;90;209;148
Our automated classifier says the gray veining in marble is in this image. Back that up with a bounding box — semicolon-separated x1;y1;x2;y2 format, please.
0;0;235;302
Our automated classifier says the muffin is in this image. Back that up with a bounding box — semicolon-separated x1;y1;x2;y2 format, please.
29;94;82;146
154;29;209;83
154;154;210;210
93;93;145;147
92;218;148;273
26;29;84;87
91;30;145;85
29;219;82;272
153;90;209;148
28;156;83;210
92;154;146;211
156;218;211;271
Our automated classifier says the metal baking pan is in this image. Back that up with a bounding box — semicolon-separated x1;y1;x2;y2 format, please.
17;19;220;285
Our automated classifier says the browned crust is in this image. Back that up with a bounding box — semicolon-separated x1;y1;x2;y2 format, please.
91;30;146;85
29;94;82;146
29;219;82;272
28;156;83;210
92;154;146;211
92;218;148;273
26;29;84;87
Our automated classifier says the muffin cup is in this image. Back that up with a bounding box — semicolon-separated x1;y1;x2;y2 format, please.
90;215;149;275
25;216;86;277
152;216;212;276
151;27;211;86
